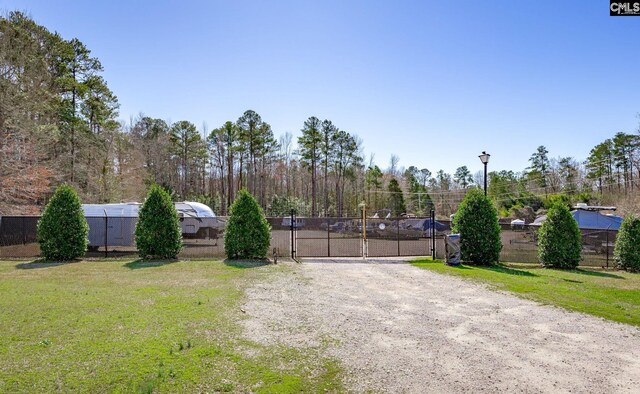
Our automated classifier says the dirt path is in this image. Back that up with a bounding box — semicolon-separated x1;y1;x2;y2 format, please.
242;259;640;393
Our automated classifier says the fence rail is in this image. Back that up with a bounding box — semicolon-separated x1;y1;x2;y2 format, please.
0;215;619;267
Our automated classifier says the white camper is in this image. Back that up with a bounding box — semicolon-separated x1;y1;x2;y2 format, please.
82;202;217;248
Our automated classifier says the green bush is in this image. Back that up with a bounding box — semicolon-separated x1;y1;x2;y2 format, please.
135;185;183;259
37;184;88;261
537;202;581;269
614;215;640;272
576;192;593;204
452;188;502;264
543;193;571;210
267;195;310;216
225;189;271;259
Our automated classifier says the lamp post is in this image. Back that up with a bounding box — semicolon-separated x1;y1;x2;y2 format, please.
479;151;490;196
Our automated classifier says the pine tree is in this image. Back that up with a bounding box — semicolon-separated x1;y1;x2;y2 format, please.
454;166;473;189
585;140;614;194
170;120;202;198
388;178;406;216
321;119;337;216
528;145;550;195
298;116;322;216
237;110;263;196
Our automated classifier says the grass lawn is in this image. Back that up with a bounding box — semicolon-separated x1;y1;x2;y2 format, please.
0;259;342;393
412;258;640;326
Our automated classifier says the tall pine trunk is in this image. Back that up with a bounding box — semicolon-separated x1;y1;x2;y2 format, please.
219;165;226;215
238;152;243;192
324;160;328;217
227;150;233;212
311;161;317;217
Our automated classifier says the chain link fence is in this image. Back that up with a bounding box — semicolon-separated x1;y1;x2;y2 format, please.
493;222;617;268
0;215;619;267
0;216;289;259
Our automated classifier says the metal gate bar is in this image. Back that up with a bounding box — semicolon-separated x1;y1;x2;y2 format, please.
291;215;439;258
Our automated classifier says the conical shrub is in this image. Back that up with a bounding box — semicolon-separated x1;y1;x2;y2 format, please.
225;189;271;259
135;185;183;259
452;188;502;264
538;202;582;269
614;215;640;272
37;184;88;261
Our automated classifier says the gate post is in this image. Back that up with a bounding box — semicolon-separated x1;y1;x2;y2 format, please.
362;204;367;259
358;201;367;259
430;209;436;260
290;209;296;259
605;224;612;269
104;209;108;258
396;217;400;256
327;217;331;257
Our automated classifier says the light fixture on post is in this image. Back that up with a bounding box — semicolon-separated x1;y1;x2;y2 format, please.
479;151;490;196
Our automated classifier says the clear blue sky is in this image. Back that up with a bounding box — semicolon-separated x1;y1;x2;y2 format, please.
2;0;640;176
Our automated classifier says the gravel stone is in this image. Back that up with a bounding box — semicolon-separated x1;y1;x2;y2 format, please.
242;258;640;393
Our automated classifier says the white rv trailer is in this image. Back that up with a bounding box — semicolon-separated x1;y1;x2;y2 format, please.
82;202;217;248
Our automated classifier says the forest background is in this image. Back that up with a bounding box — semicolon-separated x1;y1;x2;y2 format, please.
2;11;639;220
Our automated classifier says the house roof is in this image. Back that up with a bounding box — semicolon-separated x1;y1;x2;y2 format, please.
532;209;623;230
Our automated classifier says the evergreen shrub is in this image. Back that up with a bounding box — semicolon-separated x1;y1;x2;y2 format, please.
452;188;502;264
538;202;582;269
37;184;88;261
225;189;271;259
614;215;640;272
135;185;183;259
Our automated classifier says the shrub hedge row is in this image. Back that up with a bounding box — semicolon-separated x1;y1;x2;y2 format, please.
33;184;640;271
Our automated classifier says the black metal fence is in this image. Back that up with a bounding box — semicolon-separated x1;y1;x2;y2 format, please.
0;216;39;253
291;216;439;258
0;216;290;259
0;214;619;267
494;222;618;268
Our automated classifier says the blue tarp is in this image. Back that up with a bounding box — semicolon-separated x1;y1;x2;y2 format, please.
407;218;447;232
533;210;622;230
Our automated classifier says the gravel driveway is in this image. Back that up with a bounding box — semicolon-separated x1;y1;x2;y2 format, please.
242;259;640;393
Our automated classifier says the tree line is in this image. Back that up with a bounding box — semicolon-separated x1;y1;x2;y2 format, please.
2;11;640;218
489;132;640;219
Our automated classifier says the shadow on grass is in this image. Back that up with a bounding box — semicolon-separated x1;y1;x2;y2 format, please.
427;261;536;277
568;268;625;279
446;264;472;270
223;259;271;269
15;258;81;269
124;259;179;269
474;264;538;277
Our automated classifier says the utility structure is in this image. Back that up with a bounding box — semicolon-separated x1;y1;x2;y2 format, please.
479;151;490;196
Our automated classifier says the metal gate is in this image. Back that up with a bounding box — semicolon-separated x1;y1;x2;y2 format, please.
289;210;438;259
